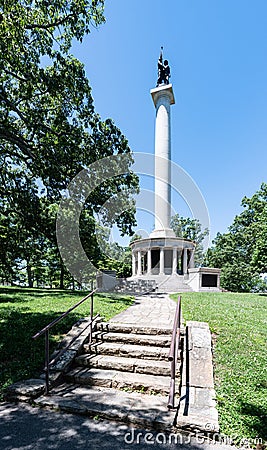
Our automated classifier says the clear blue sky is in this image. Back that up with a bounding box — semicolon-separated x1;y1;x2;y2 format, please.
72;0;267;244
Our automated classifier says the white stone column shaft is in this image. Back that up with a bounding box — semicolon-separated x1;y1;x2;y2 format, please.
172;247;178;275
137;251;142;276
160;248;165;275
147;249;152;275
132;252;136;276
154;95;171;231
183;249;188;274
189;250;195;269
150;85;175;237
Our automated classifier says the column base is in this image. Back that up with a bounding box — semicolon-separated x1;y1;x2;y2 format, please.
149;228;176;239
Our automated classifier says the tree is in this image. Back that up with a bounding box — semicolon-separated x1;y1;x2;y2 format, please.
95;224;132;278
0;160;51;286
0;1;139;286
0;0;137;196
170;214;209;266
0;1;103;179
206;183;267;292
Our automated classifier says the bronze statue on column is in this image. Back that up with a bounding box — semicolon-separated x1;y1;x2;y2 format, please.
157;46;171;87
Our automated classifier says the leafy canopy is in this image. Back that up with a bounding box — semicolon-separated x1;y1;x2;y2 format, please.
0;0;106;186
0;1;139;287
206;183;267;292
170;214;209;266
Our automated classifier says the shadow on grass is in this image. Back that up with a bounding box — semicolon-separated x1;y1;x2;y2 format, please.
0;293;133;397
240;402;267;440
0;287;88;303
0;294;28;303
0;308;87;397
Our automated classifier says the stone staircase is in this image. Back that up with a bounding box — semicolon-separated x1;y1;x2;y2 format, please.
4;296;220;434
156;275;193;293
65;322;179;395
116;275;193;294
114;278;157;294
33;319;182;429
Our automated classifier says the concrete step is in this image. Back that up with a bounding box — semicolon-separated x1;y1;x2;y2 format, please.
96;322;172;335
115;279;157;294
157;280;193;293
75;354;175;376
34;384;176;430
126;275;193;293
83;342;174;361
93;331;171;347
65;367;174;394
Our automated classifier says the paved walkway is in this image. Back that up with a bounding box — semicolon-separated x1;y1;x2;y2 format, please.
110;293;178;328
0;402;235;450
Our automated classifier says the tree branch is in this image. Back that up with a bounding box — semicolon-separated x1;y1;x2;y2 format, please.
0;90;28;123
2;69;28;83
0;127;36;160
25;14;75;31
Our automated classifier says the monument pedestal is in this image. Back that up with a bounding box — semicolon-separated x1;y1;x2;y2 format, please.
130;237;195;277
187;267;221;292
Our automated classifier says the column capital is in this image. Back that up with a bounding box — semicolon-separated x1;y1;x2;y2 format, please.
150;84;175;107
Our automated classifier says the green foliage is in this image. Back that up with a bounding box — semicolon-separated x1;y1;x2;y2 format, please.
173;292;267;442
0;286;133;399
97;258;131;278
0;0;105;182
170;214;209;265
206;183;267;292
96;225;132;278
130;233;142;242
0;1;139;287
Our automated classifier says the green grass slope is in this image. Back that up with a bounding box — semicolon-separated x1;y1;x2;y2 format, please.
171;292;267;442
0;287;133;399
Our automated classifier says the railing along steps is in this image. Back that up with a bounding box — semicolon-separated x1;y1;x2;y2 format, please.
62;320;181;396
33;321;181;429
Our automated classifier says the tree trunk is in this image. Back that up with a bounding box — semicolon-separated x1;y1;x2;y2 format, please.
27;262;33;288
59;264;64;290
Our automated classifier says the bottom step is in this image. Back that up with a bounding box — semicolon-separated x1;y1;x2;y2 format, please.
65;367;174;395
34;384;176;430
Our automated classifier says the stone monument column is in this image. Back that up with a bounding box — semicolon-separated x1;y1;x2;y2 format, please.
127;50;222;293
150;84;175;238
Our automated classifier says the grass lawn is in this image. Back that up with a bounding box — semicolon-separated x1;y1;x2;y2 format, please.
171;292;267;443
0;286;133;400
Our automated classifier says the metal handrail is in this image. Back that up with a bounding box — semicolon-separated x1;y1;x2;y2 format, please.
48;313;100;367
33;289;97;395
167;295;181;409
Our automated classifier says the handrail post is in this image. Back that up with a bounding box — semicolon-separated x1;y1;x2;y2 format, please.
45;329;50;395
32;289;97;396
89;293;94;344
167;295;181;409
